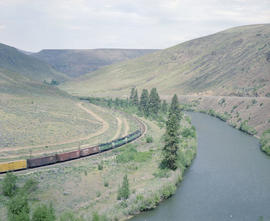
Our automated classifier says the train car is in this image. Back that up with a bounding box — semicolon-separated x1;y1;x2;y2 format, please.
56;150;80;162
112;137;127;148
27;155;57;168
99;142;113;152
0;160;27;173
80;145;99;157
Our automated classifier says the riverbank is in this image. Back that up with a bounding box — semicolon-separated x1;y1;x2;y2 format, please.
131;112;270;221
175;95;270;137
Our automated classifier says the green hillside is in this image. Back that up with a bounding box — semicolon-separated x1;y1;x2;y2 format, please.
0;43;68;82
61;24;270;97
32;49;158;78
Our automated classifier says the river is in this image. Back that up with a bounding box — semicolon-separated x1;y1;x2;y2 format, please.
132;112;270;221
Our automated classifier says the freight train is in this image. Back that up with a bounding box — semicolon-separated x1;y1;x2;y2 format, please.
0;117;145;173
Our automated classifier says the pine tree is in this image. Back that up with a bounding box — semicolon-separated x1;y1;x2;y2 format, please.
161;112;180;170
117;174;130;200
129;88;135;106
133;89;139;106
161;95;181;170
148;88;161;115
139;89;149;116
169;94;181;120
161;100;168;113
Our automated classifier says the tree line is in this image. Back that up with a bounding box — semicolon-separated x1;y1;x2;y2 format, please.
129;87;168;117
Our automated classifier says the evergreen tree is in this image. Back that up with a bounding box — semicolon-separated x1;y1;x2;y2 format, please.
148;88;161;115
169;94;181;120
133;89;139;106
161;100;168;113
161;95;181;170
117;175;130;200
129;88;135;104
139;89;149;116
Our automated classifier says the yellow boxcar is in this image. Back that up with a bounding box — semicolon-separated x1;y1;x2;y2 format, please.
0;160;27;173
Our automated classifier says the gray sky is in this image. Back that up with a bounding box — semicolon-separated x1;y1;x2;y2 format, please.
0;0;269;52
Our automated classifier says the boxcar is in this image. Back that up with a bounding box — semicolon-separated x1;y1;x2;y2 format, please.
56;150;80;162
99;142;113;152
0;160;27;173
27;155;57;168
80;146;99;157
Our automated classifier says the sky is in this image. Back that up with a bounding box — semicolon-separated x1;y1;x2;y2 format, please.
0;0;269;52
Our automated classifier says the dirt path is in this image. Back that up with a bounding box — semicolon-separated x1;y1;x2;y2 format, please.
123;117;130;136
111;116;122;140
0;103;109;153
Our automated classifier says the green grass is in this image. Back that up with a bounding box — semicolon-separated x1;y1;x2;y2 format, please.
116;144;152;163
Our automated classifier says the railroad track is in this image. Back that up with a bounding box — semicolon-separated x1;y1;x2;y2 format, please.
0;109;147;174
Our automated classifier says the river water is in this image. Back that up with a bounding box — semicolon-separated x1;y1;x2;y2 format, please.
132;112;270;221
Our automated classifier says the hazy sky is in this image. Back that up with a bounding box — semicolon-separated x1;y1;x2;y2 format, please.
0;0;269;52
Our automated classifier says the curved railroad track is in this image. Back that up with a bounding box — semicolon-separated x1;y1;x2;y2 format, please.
0;104;147;174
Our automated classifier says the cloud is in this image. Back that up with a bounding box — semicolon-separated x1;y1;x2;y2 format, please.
0;0;269;51
0;24;6;30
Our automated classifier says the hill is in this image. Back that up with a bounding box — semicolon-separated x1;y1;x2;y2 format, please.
61;24;270;97
60;24;270;136
32;49;159;78
0;43;67;82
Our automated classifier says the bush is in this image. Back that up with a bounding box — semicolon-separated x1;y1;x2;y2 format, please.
239;120;257;135
32;204;56;221
260;129;270;155
2;173;17;197
92;212;108;221
98;163;103;170
104;181;109;187
20;178;38;195
181;128;196;138
146;136;153;143
7;193;30;221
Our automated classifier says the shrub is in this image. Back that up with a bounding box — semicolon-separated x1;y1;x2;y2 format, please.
181;128;195;138
7;193;30;221
104;181;109;187
2;173;17;197
146;136;153;143
98;163;103;170
92;212;108;221
20;178;38;195
96;191;101;198
239;120;257;135
260;129;270;155
32;204;56;221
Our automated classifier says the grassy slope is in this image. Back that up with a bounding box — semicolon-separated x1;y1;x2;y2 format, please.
0;68;129;160
61;24;270;136
61;24;270;97
32;49;159;78
0;114;196;220
0;43;68;82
